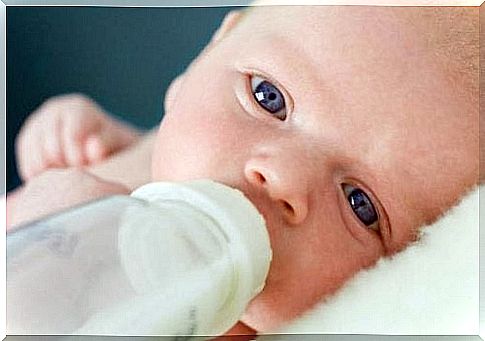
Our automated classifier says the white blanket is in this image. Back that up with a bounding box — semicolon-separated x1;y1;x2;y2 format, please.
273;186;480;335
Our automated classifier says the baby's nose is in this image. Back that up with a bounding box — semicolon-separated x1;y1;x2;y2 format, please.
244;157;309;226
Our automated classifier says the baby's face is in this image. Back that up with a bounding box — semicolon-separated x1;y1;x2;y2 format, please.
151;6;478;331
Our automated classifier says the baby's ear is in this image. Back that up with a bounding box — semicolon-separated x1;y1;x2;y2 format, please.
196;10;242;59
209;10;243;45
164;11;243;113
164;73;184;114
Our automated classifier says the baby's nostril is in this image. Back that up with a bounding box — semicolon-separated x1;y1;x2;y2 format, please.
282;200;295;216
254;172;266;185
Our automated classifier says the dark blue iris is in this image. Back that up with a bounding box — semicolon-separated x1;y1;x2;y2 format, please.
252;80;286;119
347;188;378;226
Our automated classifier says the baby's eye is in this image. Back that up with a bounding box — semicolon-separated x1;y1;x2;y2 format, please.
342;184;379;230
250;75;287;120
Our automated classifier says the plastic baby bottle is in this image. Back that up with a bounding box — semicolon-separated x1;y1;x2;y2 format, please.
7;180;272;337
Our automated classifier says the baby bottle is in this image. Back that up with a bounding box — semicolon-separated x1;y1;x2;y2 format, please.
7;180;272;337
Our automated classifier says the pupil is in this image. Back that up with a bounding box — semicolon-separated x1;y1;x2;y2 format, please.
348;189;377;226
252;79;286;117
355;193;366;207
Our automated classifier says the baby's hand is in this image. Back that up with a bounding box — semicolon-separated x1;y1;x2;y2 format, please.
6;168;130;230
15;94;141;181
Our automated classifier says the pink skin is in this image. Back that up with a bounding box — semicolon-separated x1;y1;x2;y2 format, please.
15;94;141;182
152;6;478;332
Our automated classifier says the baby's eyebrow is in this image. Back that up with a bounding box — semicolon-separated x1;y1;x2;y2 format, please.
237;31;344;119
237;32;322;92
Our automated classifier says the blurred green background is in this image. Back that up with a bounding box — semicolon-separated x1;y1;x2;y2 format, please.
7;6;235;192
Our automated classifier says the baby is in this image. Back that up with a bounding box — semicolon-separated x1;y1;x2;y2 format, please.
7;5;480;337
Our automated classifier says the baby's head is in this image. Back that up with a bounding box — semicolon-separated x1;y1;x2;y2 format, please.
151;5;479;331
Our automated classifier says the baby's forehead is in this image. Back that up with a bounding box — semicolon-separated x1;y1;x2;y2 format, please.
236;6;477;110
237;5;477;135
240;5;477;84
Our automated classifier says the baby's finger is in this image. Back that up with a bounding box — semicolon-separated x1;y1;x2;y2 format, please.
15;132;32;181
84;134;108;164
82;126;129;165
62;134;86;166
42;115;66;167
16;128;48;181
61;116;97;166
97;120;140;154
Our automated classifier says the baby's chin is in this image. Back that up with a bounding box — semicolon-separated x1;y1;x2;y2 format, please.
240;294;304;333
240;275;351;333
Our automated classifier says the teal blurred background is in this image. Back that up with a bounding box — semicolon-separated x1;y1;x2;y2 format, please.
7;6;234;192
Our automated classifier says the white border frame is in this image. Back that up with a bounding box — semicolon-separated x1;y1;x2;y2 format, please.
1;1;482;340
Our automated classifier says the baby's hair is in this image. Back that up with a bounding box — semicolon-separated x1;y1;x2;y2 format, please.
435;8;479;82
400;6;479;97
407;6;480;184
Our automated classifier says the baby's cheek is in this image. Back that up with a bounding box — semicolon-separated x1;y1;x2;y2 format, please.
151;111;233;182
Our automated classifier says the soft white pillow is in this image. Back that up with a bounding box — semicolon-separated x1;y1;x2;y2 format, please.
272;186;479;335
